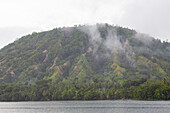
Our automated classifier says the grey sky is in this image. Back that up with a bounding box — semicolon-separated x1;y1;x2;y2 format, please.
0;0;170;48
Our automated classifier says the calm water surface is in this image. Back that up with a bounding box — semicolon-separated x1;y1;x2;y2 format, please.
0;100;170;113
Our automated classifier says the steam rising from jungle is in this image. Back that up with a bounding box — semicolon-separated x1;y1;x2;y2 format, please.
79;24;136;66
79;24;169;67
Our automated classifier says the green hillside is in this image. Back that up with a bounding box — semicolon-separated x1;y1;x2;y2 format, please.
0;24;170;101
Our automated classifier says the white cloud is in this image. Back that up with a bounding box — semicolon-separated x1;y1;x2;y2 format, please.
0;0;169;48
119;0;170;41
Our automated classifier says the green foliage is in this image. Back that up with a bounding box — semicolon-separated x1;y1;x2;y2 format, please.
0;24;169;101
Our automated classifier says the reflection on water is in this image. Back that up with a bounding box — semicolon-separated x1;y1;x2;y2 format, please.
0;100;170;113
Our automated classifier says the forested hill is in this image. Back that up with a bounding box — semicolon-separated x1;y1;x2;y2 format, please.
0;23;170;101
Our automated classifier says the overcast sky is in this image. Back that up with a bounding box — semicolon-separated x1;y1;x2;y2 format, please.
0;0;170;48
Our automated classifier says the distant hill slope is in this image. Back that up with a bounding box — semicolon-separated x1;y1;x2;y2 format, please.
0;24;170;101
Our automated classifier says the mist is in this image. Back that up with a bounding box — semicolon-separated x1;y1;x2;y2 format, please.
79;24;169;67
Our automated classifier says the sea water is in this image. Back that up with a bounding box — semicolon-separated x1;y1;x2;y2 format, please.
0;100;169;113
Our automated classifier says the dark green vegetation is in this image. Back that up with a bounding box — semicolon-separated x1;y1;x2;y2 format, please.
0;24;170;101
